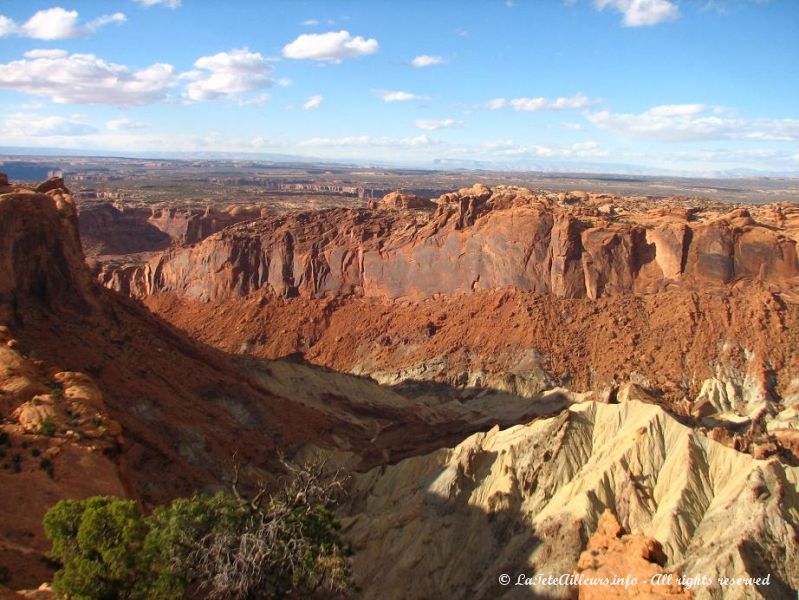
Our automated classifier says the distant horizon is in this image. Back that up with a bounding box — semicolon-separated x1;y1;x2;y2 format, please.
2;146;799;180
1;1;797;176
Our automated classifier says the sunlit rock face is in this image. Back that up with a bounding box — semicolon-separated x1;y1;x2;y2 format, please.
341;401;799;600
106;186;799;303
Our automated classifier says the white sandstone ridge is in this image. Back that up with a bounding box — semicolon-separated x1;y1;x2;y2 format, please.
341;401;799;600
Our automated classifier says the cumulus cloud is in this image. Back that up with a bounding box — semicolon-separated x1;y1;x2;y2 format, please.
106;118;147;131
282;30;378;62
594;0;679;26
486;93;592;111
0;7;126;40
588;104;799;142
1;113;98;137
415;119;462;130
134;0;182;7
303;94;323;110
373;90;431;102
411;54;446;67
0;49;177;105
184;48;273;101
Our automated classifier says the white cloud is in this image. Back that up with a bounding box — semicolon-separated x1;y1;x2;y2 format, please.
301;19;320;26
672;148;786;162
411;54;446;67
0;7;126;40
134;0;182;7
0;50;177;105
373;90;431;102
299;135;438;148
415;118;462;130
21;8;82;38
303;94;323;110
236;93;271;106
87;12;127;30
486;93;592;111
0;16;16;37
106;118;147;131
185;48;273;101
1;113;98;137
282;30;378;62
23;49;69;59
588;104;799;142
563;121;583;130
594;0;679;26
645;103;706;117
484;139;608;158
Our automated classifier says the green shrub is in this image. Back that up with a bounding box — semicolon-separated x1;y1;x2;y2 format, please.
44;497;147;599
43;461;352;599
39;416;56;437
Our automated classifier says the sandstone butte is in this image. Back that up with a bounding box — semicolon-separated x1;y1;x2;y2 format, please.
1;175;798;599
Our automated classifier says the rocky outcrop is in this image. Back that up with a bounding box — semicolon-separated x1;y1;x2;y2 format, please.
77;202;261;260
576;511;692;599
0;175;344;510
107;185;799;303
77;204;171;257
0;177;97;321
372;191;433;210
341;401;799;599
147;205;262;245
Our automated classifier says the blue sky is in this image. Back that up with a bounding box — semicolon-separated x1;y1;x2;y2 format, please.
0;0;797;174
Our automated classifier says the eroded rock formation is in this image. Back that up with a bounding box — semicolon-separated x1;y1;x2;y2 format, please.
0;176;344;587
4;174;799;597
576;511;692;599
341;401;799;599
109;184;799;303
77;202;262;261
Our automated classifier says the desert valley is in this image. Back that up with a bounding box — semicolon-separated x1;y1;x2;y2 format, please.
1;163;798;598
1;0;798;597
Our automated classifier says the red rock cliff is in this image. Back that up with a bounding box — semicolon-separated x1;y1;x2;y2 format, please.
111;184;799;303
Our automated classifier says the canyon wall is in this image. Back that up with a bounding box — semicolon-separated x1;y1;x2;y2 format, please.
109;184;799;303
78;202;263;259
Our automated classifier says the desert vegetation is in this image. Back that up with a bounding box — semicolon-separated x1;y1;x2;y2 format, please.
43;459;351;599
